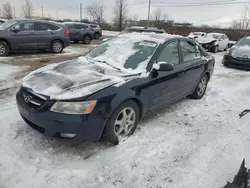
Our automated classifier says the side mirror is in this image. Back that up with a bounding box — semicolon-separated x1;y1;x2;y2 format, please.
10;28;20;33
158;62;174;71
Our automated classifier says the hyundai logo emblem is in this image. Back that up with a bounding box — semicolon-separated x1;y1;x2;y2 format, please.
24;95;31;103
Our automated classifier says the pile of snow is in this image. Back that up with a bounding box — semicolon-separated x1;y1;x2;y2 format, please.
231;45;250;58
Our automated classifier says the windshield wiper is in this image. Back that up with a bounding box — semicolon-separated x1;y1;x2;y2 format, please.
96;60;121;71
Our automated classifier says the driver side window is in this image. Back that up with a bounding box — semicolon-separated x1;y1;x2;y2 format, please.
158;41;179;65
13;22;34;31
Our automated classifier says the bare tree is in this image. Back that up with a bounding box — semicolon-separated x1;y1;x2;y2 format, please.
85;3;105;25
154;8;162;22
21;0;34;18
1;3;13;19
113;0;128;31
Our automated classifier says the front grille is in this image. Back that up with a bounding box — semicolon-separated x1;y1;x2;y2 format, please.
19;88;46;110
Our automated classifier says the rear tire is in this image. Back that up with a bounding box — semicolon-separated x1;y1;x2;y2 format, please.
94;33;100;39
190;74;209;99
51;40;63;53
101;100;140;145
0;41;10;56
83;35;92;44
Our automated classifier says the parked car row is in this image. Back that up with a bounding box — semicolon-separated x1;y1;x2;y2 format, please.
0;19;102;56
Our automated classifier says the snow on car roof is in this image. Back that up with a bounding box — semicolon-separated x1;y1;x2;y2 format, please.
117;32;178;43
207;32;224;35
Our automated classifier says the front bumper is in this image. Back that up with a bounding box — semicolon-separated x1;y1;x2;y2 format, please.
223;55;250;71
201;43;215;51
16;88;106;142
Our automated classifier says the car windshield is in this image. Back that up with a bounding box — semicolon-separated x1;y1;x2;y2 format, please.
85;36;158;71
236;38;250;46
207;33;221;39
0;20;18;30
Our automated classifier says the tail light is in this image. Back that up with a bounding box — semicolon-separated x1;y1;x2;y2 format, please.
64;29;69;35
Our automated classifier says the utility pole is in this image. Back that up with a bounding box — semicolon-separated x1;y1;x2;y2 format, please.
147;0;151;27
80;3;82;21
41;6;44;19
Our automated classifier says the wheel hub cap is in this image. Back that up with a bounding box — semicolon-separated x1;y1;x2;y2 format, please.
114;107;136;137
0;44;5;55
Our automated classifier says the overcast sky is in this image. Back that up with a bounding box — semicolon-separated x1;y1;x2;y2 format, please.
0;0;247;27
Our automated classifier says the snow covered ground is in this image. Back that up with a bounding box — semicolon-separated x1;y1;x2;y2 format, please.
1;51;250;188
102;30;120;37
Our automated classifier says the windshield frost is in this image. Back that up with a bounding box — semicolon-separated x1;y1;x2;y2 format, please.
86;35;158;71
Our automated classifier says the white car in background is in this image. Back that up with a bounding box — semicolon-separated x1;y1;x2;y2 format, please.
195;32;229;53
188;32;207;38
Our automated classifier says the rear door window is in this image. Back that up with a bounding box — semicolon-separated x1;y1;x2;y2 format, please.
35;23;60;31
75;24;88;29
64;24;75;29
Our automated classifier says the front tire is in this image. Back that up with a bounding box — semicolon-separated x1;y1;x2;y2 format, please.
83;35;92;44
0;41;10;56
213;45;218;53
190;74;209;99
101;100;140;145
51;40;63;53
224;45;228;51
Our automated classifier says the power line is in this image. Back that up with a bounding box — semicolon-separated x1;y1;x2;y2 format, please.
129;0;248;7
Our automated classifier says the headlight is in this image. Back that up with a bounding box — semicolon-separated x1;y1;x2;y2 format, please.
50;100;97;115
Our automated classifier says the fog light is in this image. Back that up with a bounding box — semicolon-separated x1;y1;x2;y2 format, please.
60;133;76;138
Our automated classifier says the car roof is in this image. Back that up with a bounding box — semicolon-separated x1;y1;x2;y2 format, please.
63;22;88;25
10;19;60;25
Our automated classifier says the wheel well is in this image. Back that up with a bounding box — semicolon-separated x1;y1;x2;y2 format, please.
51;39;64;48
0;38;11;49
205;72;210;81
130;98;144;120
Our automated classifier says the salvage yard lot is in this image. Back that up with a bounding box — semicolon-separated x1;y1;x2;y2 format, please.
1;44;250;188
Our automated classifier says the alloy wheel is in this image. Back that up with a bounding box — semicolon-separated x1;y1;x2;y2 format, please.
197;76;207;96
0;44;6;55
53;42;62;53
84;36;91;44
114;107;136;137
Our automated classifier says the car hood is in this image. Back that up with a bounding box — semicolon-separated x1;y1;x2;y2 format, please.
231;45;250;58
22;58;139;100
195;36;217;44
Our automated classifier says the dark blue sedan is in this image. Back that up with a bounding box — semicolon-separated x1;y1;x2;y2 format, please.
16;33;215;145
